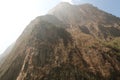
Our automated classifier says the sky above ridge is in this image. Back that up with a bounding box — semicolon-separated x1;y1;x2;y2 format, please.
0;0;120;54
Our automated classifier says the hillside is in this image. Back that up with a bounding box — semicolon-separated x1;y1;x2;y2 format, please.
0;2;120;80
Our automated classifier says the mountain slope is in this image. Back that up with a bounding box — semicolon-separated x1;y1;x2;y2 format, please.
0;2;120;80
0;43;14;66
49;2;120;39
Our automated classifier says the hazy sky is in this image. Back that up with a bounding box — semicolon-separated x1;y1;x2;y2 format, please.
0;0;120;54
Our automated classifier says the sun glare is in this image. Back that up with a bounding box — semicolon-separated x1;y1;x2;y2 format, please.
0;0;40;54
62;0;73;4
0;0;61;54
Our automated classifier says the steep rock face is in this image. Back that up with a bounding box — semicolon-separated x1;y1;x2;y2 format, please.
17;29;120;80
0;2;120;80
49;2;120;39
0;44;14;64
0;14;72;80
49;2;120;25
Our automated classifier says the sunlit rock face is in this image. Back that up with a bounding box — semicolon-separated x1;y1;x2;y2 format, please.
0;2;120;80
48;2;120;39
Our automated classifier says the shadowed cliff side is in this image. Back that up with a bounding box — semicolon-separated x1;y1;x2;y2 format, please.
0;2;120;80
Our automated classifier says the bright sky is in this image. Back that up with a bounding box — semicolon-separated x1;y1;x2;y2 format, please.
0;0;120;54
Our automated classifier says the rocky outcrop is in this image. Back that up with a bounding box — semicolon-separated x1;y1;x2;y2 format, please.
0;2;120;80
